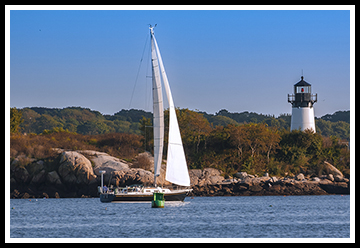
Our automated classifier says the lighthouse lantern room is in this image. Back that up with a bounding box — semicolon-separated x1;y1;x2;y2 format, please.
288;76;317;132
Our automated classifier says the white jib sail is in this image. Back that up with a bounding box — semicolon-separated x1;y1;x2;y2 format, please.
151;30;191;187
150;28;164;178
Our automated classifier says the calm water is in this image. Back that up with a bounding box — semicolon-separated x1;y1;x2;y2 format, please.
10;195;350;238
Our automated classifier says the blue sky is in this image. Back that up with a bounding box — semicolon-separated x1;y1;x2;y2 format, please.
9;8;351;117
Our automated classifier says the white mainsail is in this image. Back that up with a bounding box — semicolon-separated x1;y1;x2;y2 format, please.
150;27;164;182
150;26;191;187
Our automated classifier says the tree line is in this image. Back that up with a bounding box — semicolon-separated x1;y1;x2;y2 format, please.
12;107;148;135
10;107;350;178
11;107;349;140
140;108;349;178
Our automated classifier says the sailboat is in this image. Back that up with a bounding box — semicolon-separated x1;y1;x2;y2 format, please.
100;25;192;202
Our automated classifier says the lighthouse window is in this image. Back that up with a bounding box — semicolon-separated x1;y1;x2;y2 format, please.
296;86;310;93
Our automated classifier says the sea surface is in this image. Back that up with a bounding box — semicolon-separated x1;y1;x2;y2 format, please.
10;195;350;239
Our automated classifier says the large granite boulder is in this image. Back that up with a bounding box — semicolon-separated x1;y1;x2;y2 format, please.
13;166;30;184
111;168;154;187
323;161;343;178
58;151;97;185
30;169;46;185
234;171;248;179
46;171;62;185
295;173;305;181
78;150;130;176
189;168;224;186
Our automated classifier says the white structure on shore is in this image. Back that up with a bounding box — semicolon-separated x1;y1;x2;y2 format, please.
288;76;317;132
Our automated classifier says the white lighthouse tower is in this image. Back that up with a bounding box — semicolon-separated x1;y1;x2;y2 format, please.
288;76;317;132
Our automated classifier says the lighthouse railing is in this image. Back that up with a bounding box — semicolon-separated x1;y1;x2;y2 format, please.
288;94;295;103
311;93;317;103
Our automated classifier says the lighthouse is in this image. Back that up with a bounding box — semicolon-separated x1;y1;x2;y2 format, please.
288;76;317;132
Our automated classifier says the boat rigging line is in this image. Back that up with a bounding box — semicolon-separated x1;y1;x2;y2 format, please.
128;33;149;109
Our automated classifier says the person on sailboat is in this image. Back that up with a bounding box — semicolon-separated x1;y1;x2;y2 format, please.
103;185;108;193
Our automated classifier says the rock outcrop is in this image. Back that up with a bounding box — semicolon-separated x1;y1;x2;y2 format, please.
10;150;350;198
189;168;224;186
58;151;97;185
46;171;62;185
10;150;172;198
111;169;154;186
189;174;350;197
11;150;100;198
323;161;344;178
78;150;130;175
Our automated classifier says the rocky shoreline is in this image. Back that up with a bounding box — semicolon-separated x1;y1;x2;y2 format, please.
10;150;350;199
189;174;350;197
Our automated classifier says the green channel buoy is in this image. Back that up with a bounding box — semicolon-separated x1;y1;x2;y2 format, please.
152;192;165;208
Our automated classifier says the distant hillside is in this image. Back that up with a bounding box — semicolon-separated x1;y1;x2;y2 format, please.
318;110;350;123
107;109;152;123
206;109;349;140
202;109;291;130
15;107;349;140
19;107;143;135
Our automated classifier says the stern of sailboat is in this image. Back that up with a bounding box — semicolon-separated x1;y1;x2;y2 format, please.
100;193;115;203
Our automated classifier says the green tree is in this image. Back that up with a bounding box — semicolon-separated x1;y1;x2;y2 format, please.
316;119;350;140
10;107;23;133
76;120;110;135
176;108;212;154
35;114;63;133
228;124;246;159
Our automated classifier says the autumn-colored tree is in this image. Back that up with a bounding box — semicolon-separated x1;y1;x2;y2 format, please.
228;124;246;159
242;123;267;158
262;126;281;163
224;123;280;174
164;108;212;155
177;108;212;153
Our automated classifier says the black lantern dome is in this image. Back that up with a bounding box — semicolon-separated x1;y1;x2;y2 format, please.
288;76;317;108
